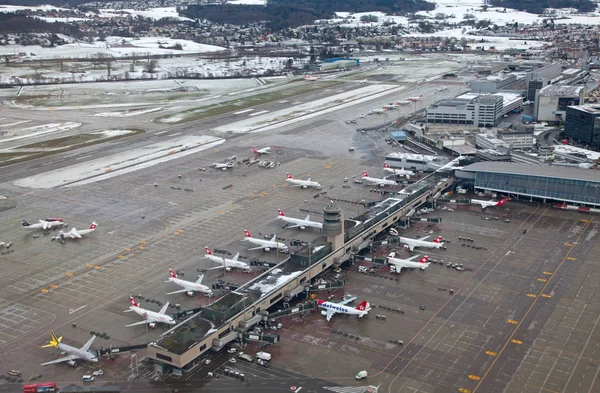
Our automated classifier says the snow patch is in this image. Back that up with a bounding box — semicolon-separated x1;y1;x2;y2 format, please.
0;122;81;144
249;271;302;295
93;107;162;118
91;130;136;138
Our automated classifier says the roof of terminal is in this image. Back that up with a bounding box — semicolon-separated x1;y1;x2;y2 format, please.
462;162;600;182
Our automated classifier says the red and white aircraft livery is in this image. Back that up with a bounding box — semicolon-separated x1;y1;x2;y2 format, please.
396;100;411;106
286;173;322;189
277;209;322;230
383;162;415;179
317;297;371;321
124;297;175;328
212;161;234;170
165;269;213;297
387;252;430;273
204;247;251;271
399;235;444;251
251;147;271;154
362;171;397;187
470;198;509;209
21;218;66;230
243;230;288;252
408;94;424;101
54;222;97;240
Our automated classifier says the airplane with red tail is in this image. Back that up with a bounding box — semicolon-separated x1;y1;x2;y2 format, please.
317;296;371;321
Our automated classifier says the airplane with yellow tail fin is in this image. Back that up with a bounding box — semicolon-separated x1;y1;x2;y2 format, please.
40;331;98;366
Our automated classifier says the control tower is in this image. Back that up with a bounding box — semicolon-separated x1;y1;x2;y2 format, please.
323;202;344;251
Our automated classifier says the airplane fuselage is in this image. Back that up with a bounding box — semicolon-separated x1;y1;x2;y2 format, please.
399;237;444;250
168;277;211;294
362;176;396;186
130;306;175;325
286;179;321;189
206;254;250;270
57;342;98;363
388;257;430;271
245;237;288;251
278;216;323;229
384;167;414;177
318;302;367;318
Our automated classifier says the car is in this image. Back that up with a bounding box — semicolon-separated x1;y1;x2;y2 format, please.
204;359;212;365
92;370;103;377
7;370;20;376
229;358;237;363
419;305;426;310
277;323;283;329
270;326;278;331
227;348;237;354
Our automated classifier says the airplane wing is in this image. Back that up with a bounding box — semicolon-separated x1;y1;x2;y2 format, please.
325;309;336;321
159;302;170;315
196;274;204;285
232;253;240;261
70;229;82;239
406;255;422;261
305;215;310;221
285;223;301;229
40;220;49;229
408;244;415;251
81;335;96;352
270;234;277;242
167;289;191;295
338;296;357;306
41;354;78;366
247;246;264;251
126;320;149;327
417;236;430;241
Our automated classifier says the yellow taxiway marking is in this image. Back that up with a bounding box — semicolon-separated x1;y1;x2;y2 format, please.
467;375;481;381
65;272;73;277
458;389;472;393
140;241;147;245
567;257;575;260
543;271;553;275
537;279;548;283
580;219;590;223
485;351;498;357
118;256;126;259
541;294;552;298
507;319;519;324
511;339;523;345
124;247;131;251
40;288;48;293
527;294;538;298
50;284;58;289
138;246;145;250
564;243;573;246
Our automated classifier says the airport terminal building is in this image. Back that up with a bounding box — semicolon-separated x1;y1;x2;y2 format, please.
459;162;600;206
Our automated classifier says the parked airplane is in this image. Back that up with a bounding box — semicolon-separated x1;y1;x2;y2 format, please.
124;297;176;328
165;269;213;297
53;222;97;241
383;162;415;178
471;198;509;209
251;147;271;154
361;171;397;187
304;75;320;81
408;94;424;101
369;109;384;115
359;78;368;84
399;235;444;251
40;331;98;366
396;100;411;106
286;173;322;189
243;229;288;252
384;103;398;110
387;252;430;273
211;161;234;170
204;247;251;271
277;209;322;230
21;218;66;230
317;297;371;321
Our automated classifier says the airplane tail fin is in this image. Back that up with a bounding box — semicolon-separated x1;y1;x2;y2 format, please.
433;236;443;243
129;296;139;308
286;173;292;179
251;148;258;153
356;301;370;311
362;171;369;177
41;331;62;348
89;221;97;230
21;220;30;227
205;246;213;255
497;198;509;207
384;162;390;169
420;256;429;263
278;209;285;216
244;229;252;238
168;268;177;278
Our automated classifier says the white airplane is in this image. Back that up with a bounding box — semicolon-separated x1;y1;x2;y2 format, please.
0;241;9;248
471;198;509;209
277;209;322;230
387;252;430;273
212;161;234;170
40;331;98;366
408;94;424;101
124;297;176;328
399;235;444;251
383;162;415;179
370;109;384;115
243;229;288;252
304;75;320;81
396;100;411;106
251;147;271;154
384;103;398;110
359;78;368;84
317;297;371;321
53;222;97;241
204;247;251;272
286;173;322;189
165;269;213;297
21;218;66;230
361;171;397;187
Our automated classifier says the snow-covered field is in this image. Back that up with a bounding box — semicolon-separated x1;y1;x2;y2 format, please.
0;122;81;144
14;135;225;189
93;107;163;118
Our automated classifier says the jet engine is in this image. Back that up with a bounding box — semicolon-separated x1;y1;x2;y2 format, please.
149;323;157;328
187;291;194;297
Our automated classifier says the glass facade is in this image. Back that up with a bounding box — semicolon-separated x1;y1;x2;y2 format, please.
475;172;600;205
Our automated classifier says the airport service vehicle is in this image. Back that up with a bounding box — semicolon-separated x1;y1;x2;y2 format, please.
286;173;322;189
317;297;371;321
383;162;414;178
470;198;509;209
238;352;254;362
21;218;65;230
407;94;424;101
211;161;234;170
304;75;320;82
92;370;103;376
165;269;213;297
399;235;444;251
204;247;251;271
361;171;397;187
251;147;271;154
256;352;271;361
23;382;58;392
387;252;430;273
53;222;97;241
277;209;322;230
124;297;176;328
40;331;98;366
82;375;94;382
243;230;288;252
355;371;368;380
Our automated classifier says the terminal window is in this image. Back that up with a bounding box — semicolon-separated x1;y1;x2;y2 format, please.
156;353;173;362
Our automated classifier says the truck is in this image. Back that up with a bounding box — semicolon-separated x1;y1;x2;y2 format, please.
238;352;254;363
256;351;272;361
355;370;368;380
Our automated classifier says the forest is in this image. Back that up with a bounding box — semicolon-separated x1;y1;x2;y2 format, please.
181;0;436;30
0;12;81;35
489;0;597;14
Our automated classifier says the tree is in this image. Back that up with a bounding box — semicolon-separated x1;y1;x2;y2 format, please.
146;59;157;73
